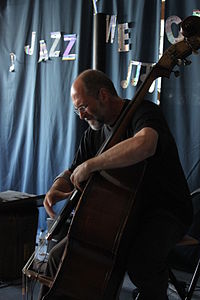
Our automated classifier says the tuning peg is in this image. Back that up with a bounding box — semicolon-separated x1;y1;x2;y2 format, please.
177;59;182;66
177;58;192;66
183;58;192;65
173;70;180;77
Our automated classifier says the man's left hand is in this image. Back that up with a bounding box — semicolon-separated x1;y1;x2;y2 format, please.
70;160;93;190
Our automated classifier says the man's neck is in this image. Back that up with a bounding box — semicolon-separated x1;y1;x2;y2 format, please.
108;98;125;127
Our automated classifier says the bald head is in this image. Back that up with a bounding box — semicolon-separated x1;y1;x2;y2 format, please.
71;69;124;129
73;69;118;99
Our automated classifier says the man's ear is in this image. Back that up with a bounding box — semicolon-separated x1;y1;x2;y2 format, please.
99;88;109;103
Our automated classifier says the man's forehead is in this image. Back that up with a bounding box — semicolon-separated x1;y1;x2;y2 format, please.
71;79;84;96
71;81;88;108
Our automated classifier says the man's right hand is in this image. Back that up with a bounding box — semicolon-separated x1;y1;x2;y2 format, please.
44;189;71;219
43;176;73;218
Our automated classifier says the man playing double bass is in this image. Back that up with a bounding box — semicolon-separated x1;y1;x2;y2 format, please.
39;69;193;300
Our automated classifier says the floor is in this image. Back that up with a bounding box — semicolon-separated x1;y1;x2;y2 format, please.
0;270;200;300
0;233;200;300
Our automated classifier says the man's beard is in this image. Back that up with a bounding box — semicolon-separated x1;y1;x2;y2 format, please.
85;118;104;131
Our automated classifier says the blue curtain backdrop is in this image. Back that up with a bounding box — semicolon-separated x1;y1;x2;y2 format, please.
0;0;93;228
0;0;199;229
160;0;200;192
97;0;161;102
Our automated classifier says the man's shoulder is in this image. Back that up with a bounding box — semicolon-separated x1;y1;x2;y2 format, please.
126;98;159;108
132;99;161;116
140;99;159;109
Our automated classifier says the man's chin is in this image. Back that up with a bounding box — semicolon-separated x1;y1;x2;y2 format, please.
87;120;103;130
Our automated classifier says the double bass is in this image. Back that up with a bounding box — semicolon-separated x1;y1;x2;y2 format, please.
23;16;200;300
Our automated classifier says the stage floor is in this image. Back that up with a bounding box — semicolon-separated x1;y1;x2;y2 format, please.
0;271;200;300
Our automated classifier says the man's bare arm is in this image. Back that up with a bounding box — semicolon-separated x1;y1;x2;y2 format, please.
44;170;74;218
70;127;158;190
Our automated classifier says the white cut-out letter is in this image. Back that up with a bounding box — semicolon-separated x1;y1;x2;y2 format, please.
118;23;131;52
49;32;61;58
62;34;77;60
165;16;184;45
38;40;49;63
106;15;117;43
24;31;36;55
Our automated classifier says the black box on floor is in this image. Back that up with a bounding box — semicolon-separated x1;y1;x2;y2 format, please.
0;191;43;280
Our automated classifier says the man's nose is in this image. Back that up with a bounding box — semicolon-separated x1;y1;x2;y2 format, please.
79;110;87;119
